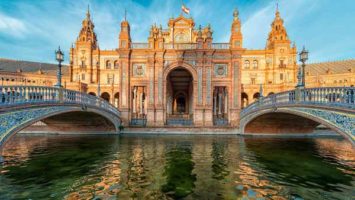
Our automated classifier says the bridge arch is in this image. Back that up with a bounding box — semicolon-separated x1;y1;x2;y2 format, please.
0;86;122;147
0;106;121;147
241;108;354;143
240;87;355;145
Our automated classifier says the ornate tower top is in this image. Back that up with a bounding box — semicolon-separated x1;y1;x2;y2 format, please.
77;5;97;49
266;4;290;49
230;7;243;49
119;10;131;49
233;8;239;21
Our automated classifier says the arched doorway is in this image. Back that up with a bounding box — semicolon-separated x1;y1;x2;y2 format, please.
241;92;249;108
101;92;110;102
114;92;119;108
166;67;193;125
88;92;96;96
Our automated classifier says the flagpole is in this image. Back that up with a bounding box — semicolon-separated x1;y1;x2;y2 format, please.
181;0;183;16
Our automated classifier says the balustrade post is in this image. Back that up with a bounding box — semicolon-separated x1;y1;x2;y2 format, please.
295;87;302;103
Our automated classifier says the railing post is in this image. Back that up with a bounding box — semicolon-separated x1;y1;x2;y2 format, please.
295;87;302;102
58;88;64;103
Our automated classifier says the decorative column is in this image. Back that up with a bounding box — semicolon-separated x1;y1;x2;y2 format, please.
224;88;228;116
213;93;217;115
140;92;144;115
218;90;222;115
133;87;137;114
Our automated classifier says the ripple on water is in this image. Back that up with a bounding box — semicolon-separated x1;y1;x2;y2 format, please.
0;135;354;200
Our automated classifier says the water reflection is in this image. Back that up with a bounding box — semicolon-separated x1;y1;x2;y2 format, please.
0;134;354;200
211;141;229;180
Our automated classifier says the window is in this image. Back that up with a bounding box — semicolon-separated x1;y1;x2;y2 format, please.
82;74;85;81
279;59;285;68
114;61;119;69
107;74;114;84
253;60;258;69
234;41;240;47
106;61;111;69
280;73;283;80
81;60;86;68
244;60;250;69
251;78;256;85
121;40;126;48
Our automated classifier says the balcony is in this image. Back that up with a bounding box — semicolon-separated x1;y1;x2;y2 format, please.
164;43;197;50
131;43;149;49
211;43;230;49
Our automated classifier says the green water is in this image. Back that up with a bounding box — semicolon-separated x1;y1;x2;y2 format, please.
0;134;354;200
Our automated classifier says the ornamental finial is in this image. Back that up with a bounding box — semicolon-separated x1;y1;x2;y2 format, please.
86;4;90;19
233;8;239;20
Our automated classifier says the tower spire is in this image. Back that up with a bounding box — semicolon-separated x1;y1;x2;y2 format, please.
275;1;280;17
124;9;127;21
86;4;90;19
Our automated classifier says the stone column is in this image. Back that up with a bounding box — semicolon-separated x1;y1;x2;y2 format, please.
213;93;217;115
146;54;155;126
218;91;222;115
140;92;144;115
133;87;136;114
224;88;228;116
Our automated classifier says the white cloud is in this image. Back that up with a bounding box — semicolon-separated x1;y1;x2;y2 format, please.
0;12;27;38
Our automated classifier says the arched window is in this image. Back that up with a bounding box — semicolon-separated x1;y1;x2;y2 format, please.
114;92;119;108
253;60;258;69
114;61;119;69
101;92;110;102
106;61;111;69
244;60;250;69
253;92;260;100
241;92;249;108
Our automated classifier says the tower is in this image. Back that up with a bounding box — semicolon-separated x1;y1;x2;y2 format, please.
265;5;297;85
118;12;131;49
230;8;243;49
71;6;99;84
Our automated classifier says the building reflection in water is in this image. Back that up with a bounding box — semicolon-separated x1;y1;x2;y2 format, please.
161;141;196;199
314;138;355;172
211;141;230;180
1;134;49;168
238;138;354;200
1;135;354;200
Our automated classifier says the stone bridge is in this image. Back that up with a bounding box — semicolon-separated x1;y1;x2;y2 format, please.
240;87;355;144
0;86;121;146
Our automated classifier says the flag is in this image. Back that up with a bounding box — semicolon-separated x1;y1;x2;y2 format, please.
182;4;190;14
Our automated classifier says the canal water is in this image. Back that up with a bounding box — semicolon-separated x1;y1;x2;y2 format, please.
0;134;354;200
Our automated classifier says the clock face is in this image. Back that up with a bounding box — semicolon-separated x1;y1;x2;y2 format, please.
234;26;239;32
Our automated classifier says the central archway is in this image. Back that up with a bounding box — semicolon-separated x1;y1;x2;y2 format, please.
165;67;194;125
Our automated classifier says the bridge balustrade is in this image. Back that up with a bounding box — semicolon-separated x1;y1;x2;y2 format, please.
0;86;120;117
241;87;355;116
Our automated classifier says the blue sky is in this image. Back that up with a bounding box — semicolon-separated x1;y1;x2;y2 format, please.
0;0;354;64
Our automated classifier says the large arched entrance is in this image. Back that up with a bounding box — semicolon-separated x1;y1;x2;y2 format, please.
166;67;194;125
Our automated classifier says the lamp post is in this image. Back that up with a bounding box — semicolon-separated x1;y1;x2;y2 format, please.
55;46;64;88
297;46;309;88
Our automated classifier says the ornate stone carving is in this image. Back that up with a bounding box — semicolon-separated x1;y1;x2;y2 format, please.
234;62;239;107
133;63;146;77
149;68;154;103
158;71;162;103
0;107;69;143
122;71;126;106
214;64;227;77
292;107;355;136
198;67;202;104
206;67;211;104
